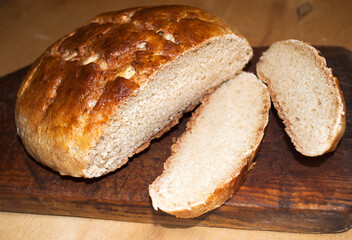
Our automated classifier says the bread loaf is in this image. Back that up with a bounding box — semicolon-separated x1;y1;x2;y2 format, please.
15;5;252;177
256;39;345;156
149;72;270;218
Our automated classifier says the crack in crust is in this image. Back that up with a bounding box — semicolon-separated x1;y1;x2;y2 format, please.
20;6;233;131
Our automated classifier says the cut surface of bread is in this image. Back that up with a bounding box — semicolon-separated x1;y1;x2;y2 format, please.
149;72;270;218
15;5;252;177
85;36;252;177
256;39;345;156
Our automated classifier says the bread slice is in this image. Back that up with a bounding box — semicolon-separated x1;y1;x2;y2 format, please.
149;72;270;218
256;39;345;156
15;5;252;178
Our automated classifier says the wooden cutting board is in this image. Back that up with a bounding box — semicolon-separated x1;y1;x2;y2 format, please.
0;47;351;233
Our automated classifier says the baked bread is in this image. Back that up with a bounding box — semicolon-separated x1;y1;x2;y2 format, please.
149;72;270;218
15;5;253;178
256;39;346;156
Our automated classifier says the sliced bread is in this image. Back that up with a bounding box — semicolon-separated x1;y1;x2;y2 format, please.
256;39;346;156
149;72;270;218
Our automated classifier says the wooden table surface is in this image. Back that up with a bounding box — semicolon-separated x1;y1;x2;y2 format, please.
0;0;351;239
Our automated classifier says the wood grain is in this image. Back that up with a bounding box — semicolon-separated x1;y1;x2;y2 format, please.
0;47;351;233
2;211;352;240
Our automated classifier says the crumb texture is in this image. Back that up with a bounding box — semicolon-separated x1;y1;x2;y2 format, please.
257;39;345;156
149;72;270;217
86;36;252;177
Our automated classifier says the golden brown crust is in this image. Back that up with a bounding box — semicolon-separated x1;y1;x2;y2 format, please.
256;39;346;156
15;5;243;177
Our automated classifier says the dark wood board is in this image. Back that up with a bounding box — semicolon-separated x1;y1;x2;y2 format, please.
0;47;351;233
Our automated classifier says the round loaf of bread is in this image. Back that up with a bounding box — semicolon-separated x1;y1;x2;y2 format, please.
15;5;252;177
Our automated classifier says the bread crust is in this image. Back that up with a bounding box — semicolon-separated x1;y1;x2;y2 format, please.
15;5;251;177
158;147;262;218
165;162;249;218
256;39;346;156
